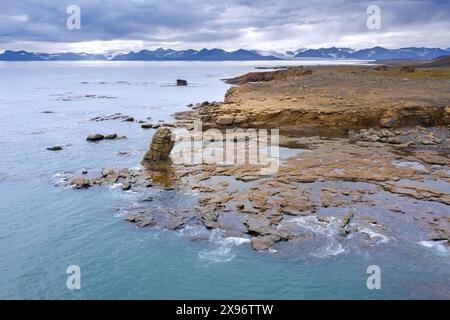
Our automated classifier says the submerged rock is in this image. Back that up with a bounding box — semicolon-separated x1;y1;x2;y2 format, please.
47;145;63;151
104;133;118;140
86;134;104;142
70;177;91;189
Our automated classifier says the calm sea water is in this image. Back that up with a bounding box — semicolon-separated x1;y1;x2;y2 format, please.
0;61;449;299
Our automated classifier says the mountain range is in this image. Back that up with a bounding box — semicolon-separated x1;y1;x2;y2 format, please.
1;46;449;61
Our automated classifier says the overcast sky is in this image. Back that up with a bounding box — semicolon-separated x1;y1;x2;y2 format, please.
0;0;449;53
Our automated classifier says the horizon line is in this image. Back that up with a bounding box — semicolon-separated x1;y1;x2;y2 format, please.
1;45;450;56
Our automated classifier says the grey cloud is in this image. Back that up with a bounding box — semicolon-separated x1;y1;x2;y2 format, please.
0;0;448;51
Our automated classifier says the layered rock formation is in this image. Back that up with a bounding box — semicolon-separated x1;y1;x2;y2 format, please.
175;66;450;137
141;127;175;165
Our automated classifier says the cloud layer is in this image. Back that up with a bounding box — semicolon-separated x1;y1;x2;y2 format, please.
0;0;449;53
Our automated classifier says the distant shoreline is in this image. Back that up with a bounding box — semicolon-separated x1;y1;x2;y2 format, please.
1;46;449;62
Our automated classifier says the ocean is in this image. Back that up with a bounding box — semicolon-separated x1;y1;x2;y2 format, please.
0;61;449;299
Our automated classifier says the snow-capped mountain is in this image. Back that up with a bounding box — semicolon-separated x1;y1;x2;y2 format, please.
0;50;107;61
295;47;355;59
112;48;280;61
1;47;449;61
295;46;450;60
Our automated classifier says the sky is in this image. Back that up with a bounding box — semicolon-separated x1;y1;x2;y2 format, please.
0;0;449;53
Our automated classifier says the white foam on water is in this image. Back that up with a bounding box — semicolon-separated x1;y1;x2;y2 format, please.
292;216;332;234
198;229;250;263
52;171;72;186
114;208;128;218
198;245;236;263
419;240;450;255
224;236;251;246
311;242;345;259
177;225;210;239
110;183;123;189
292;216;346;258
359;227;390;244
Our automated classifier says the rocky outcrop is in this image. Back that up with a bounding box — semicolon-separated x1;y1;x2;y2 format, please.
224;67;313;85
70;177;91;189
141;127;175;165
63;65;450;253
86;134;104;142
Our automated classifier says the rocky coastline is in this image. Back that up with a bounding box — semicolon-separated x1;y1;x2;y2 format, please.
64;65;450;253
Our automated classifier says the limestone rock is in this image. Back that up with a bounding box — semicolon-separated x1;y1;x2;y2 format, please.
251;235;276;251
216;115;234;126
141;127;175;164
70;178;91;189
234;114;249;124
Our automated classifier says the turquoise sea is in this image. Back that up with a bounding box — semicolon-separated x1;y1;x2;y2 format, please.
0;61;449;299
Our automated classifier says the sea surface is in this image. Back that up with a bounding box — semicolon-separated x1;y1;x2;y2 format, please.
0;61;449;299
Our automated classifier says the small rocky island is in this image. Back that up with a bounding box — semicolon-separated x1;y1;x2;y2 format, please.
65;64;450;252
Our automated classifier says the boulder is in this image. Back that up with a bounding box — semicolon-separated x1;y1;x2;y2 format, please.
251;236;275;251
234;114;249;124
141;123;154;129
122;183;131;191
365;134;380;142
141;127;175;164
137;217;155;228
216;115;234;126
71;178;91;189
387;137;402;144
176;79;188;86
86;134;104;142
104;133;117;140
47;145;63;151
379;115;399;128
